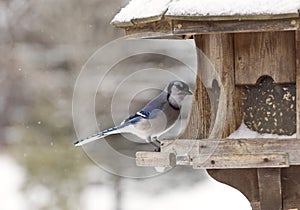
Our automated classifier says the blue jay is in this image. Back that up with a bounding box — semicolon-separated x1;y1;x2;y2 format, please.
74;80;193;149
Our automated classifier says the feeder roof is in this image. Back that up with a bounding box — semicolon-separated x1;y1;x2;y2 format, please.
112;0;300;26
111;0;300;36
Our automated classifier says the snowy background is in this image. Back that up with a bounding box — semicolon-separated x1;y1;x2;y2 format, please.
0;0;253;209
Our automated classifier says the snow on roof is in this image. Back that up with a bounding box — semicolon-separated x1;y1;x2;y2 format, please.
112;0;300;25
166;0;300;17
112;0;170;24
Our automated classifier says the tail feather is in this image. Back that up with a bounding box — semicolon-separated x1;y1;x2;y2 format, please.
74;124;127;147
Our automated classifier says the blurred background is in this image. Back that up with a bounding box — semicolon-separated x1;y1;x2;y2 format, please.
0;0;250;209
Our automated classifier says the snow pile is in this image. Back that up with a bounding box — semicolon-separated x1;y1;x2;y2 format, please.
166;0;300;16
80;170;251;210
124;172;251;210
80;186;115;210
0;155;28;210
112;0;171;23
229;122;296;139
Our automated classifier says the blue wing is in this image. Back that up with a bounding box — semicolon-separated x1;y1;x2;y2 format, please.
123;110;149;124
124;91;168;124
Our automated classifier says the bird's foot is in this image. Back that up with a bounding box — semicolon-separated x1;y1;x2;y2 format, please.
153;147;161;152
151;136;161;144
150;141;161;152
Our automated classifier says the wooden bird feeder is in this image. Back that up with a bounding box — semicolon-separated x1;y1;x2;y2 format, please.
112;1;300;209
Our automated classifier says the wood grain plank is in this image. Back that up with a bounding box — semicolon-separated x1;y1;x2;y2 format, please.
172;19;299;35
296;30;300;138
136;152;176;167
234;31;296;85
251;201;261;210
187;34;243;139
136;151;289;169
258;168;282;210
282;166;300;210
193;153;289;169
124;19;172;36
161;139;300;165
178;73;212;139
121;18;299;38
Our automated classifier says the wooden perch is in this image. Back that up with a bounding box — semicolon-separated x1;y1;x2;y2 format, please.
136;152;176;167
136;138;300;169
193;153;289;169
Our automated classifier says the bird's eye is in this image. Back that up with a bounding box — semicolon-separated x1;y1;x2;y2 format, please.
177;84;189;92
175;84;183;90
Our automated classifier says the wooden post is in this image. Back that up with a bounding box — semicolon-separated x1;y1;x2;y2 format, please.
258;169;282;210
180;34;243;139
280;29;300;210
179;35;212;140
282;166;300;209
179;75;211;139
189;34;258;204
296;30;300;138
190;34;243;138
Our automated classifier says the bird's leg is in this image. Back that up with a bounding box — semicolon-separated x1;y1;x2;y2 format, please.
150;136;161;152
152;136;161;145
150;142;160;152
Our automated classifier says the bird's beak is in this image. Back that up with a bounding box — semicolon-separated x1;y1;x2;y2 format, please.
187;89;193;95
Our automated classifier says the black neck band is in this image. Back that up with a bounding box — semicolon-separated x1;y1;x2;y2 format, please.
167;93;180;110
